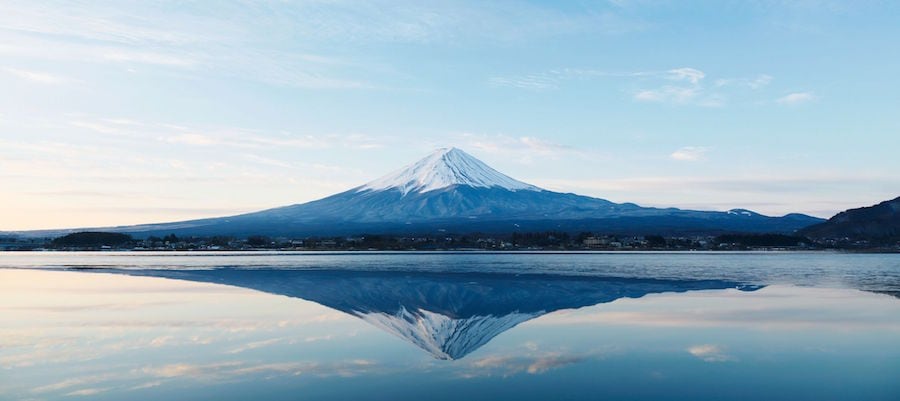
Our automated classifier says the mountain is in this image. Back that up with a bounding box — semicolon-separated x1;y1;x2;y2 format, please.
14;147;824;237
799;196;900;242
88;268;761;359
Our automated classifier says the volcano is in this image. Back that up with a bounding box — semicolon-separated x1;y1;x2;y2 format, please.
22;147;823;237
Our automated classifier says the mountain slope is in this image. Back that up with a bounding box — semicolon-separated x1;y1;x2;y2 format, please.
12;147;824;237
799;196;900;242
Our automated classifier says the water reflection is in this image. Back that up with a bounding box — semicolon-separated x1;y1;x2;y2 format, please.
3;267;899;401
94;269;761;359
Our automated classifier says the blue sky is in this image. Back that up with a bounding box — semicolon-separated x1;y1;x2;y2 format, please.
1;0;898;230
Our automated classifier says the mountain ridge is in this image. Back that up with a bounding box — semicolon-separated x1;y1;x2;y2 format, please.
7;148;824;238
799;196;900;242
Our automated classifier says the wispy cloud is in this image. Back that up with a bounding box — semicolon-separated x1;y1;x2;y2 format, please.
101;50;197;67
460;133;570;154
490;68;659;91
0;2;368;90
488;75;560;90
65;388;110;397
777;91;816;105
0;1;648;91
687;344;736;362
446;133;580;165
666;67;705;84
3;67;70;84
634;85;699;103
715;74;773;89
632;67;722;106
31;374;116;394
163;133;222;146
67;116;387;151
142;359;377;381
492;67;766;107
669;146;710;162
465;352;588;377
225;338;285;354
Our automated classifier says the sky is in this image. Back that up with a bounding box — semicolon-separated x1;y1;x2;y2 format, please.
1;0;899;230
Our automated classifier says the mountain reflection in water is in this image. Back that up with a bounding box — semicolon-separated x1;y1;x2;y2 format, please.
92;269;761;360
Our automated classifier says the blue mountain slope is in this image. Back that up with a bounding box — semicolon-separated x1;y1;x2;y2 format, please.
14;148;824;237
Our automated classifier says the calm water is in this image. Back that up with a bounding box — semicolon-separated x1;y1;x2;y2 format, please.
1;251;898;400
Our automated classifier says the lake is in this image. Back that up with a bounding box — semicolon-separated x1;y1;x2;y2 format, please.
1;251;898;400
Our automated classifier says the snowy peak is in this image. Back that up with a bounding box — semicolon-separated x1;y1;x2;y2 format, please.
727;208;760;217
358;307;540;360
358;147;541;196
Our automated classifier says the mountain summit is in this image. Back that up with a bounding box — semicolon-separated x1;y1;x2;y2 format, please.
358;147;540;195
19;147;824;237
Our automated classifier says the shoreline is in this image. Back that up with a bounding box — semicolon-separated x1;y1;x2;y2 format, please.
2;248;898;254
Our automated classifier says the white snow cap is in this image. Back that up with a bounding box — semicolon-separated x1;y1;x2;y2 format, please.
359;147;541;195
358;307;538;360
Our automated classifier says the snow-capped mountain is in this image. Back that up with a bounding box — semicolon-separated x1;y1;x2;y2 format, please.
359;307;538;360
358;147;540;195
14;147;824;237
95;268;762;360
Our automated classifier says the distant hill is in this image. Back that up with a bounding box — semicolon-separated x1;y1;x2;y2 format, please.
51;232;134;247
800;196;900;243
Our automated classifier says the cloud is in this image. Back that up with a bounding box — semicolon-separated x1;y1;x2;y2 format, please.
65;388;110;397
148;335;175;347
489;75;560;90
0;1;649;91
492;66;771;108
142;361;245;379
629;67;715;104
749;74;773;89
525;354;586;374
777;92;815;105
66;116;388;151
666;67;705;84
458;133;570;154
669;146;710;161
220;1;646;44
31;374;116;394
490;68;663;91
128;381;163;391
634;86;699;103
225;338;285;354
466;352;588;377
142;359;377;381
68;121;119;134
3;67;70;84
101;50;197;67
164;133;221;146
716;74;773;89
449;133;578;165
687;344;736;362
0;3;367;90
